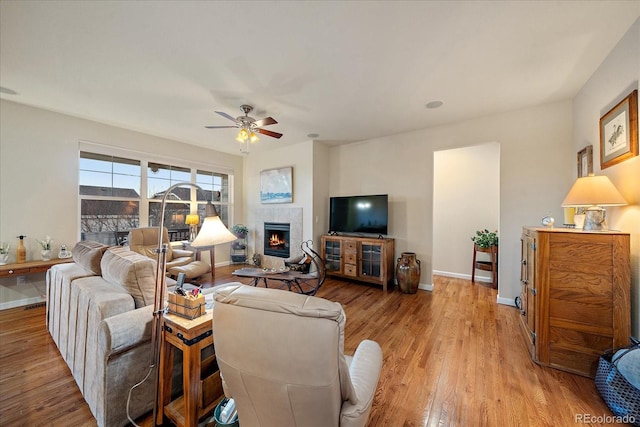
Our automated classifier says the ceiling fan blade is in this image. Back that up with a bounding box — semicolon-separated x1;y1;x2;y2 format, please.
205;125;238;129
257;128;283;139
253;117;278;127
215;111;237;122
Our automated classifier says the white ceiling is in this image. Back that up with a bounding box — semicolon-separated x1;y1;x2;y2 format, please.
1;1;638;155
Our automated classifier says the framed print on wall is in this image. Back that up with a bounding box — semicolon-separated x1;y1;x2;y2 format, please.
577;145;593;177
260;166;293;204
600;89;638;169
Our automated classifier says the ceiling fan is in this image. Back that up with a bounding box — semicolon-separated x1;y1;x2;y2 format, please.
205;105;283;145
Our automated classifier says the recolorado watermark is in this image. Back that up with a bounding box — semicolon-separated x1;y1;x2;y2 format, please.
575;413;636;424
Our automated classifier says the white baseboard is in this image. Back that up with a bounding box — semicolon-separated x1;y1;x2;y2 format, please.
0;296;44;311
418;283;434;292
432;270;492;283
496;295;516;306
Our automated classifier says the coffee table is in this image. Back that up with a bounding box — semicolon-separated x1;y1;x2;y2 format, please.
232;267;321;295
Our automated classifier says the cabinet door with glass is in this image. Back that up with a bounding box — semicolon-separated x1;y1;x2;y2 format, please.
322;238;342;274
360;243;382;279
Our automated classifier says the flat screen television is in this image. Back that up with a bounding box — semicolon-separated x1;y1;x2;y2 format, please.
329;194;388;235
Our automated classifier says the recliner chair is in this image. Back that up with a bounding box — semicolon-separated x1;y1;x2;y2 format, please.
127;227;210;280
212;284;383;427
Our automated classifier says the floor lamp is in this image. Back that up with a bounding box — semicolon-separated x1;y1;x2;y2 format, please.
149;182;237;426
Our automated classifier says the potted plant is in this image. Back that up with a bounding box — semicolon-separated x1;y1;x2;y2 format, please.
471;229;498;248
0;242;9;265
231;224;248;239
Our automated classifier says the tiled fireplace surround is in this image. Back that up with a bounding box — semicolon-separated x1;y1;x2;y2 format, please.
254;207;303;269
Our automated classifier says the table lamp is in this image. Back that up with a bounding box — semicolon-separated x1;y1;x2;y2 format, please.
185;214;200;242
561;174;627;231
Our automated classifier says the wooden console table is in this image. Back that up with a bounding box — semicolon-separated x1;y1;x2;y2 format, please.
157;310;223;427
0;258;73;278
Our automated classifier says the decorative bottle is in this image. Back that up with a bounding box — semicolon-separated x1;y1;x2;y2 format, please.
16;235;27;263
396;252;421;294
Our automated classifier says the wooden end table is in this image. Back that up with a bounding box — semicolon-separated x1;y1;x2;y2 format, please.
157;310;223;427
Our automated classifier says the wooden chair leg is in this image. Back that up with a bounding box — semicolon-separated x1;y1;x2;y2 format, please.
471;246;477;283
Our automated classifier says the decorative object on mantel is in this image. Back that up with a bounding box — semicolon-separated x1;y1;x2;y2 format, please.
600;89;638;169
260;166;293;204
396;252;421;294
38;235;53;261
0;242;9;265
16;235;26;263
561;174;627;231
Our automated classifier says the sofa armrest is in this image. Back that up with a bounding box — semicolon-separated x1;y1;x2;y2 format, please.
340;340;383;427
99;305;154;357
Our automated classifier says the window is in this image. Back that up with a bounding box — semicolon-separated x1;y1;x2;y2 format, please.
79;149;232;245
79;152;141;245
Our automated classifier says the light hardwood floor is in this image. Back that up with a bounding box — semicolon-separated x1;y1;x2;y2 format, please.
0;265;623;426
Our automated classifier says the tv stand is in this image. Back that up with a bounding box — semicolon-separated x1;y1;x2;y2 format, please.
321;235;395;291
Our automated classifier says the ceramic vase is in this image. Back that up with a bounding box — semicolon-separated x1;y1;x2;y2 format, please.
41;249;51;261
396;252;421;294
0;253;8;265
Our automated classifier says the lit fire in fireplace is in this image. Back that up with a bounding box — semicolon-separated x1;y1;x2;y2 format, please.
269;233;286;247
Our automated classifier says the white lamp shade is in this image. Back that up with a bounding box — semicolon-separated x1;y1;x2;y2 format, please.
561;175;627;207
191;216;238;247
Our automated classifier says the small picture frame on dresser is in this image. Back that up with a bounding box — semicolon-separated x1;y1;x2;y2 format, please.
577;145;593;178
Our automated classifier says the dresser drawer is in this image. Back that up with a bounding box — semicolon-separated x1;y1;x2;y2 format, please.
344;264;357;276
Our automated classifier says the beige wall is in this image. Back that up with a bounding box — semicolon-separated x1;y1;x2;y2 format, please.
0;100;243;308
327;100;574;304
572;18;639;336
433;142;500;281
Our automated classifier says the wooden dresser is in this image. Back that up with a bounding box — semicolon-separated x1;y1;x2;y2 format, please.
518;227;630;377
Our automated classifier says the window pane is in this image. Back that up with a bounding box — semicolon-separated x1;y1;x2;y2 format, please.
197;170;229;202
197;203;229;227
79;152;141;196
80;200;139;245
148;163;192;198
148;200;191;241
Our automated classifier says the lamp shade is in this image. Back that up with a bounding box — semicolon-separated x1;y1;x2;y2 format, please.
190;202;237;247
185;214;200;225
561;175;627;207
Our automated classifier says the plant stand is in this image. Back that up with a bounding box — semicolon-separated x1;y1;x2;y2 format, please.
230;235;247;264
471;243;498;288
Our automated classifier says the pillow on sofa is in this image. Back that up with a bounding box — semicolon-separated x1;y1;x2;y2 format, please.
72;240;109;275
101;247;157;308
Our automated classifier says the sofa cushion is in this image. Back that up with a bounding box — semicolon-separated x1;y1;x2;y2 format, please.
72;240;109;275
101;247;157;308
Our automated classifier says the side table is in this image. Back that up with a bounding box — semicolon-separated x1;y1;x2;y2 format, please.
182;242;217;278
0;257;74;278
157;310;223;427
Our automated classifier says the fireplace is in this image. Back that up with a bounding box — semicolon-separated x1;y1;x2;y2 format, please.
264;222;290;258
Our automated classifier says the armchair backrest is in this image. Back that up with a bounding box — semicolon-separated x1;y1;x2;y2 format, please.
213;284;357;427
127;227;174;261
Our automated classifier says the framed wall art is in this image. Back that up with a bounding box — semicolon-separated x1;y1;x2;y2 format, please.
577;145;593;178
260;166;293;204
600;89;638;169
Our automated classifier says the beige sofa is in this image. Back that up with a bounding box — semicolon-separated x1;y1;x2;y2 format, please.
46;241;169;427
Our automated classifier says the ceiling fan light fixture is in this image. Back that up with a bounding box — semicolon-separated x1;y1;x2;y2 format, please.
249;132;259;143
236;128;248;142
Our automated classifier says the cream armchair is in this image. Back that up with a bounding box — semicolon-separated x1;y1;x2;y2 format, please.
213;284;383;427
127;227;210;280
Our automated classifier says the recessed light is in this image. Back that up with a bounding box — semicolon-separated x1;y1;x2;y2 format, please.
426;101;443;109
0;86;18;95
307;133;319;138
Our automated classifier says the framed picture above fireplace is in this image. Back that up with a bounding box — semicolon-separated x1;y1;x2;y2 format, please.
260;166;293;204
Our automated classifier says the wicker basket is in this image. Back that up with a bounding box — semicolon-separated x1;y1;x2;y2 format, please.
595;344;640;425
